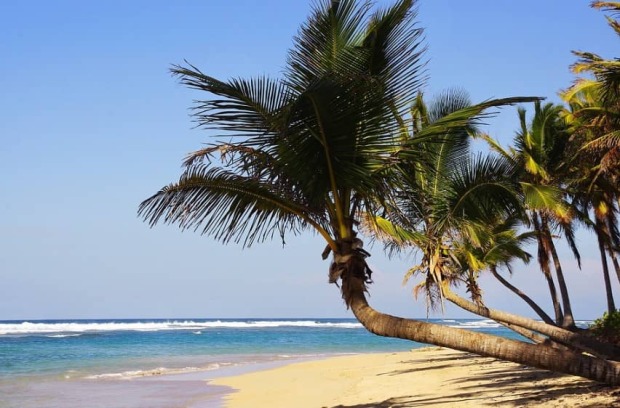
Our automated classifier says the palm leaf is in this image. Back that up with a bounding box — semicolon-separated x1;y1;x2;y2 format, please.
138;166;330;247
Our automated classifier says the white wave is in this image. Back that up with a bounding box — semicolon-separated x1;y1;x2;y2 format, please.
0;320;363;335
448;319;502;329
86;367;191;380
45;334;82;338
85;363;234;380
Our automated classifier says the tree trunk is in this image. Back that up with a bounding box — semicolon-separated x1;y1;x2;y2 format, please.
490;267;555;325
442;287;620;360
610;248;620;289
596;218;617;313
532;213;564;325
605;210;620;287
542;216;576;329
342;272;620;385
500;322;548;344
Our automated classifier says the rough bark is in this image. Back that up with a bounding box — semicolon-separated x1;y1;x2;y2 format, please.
490;267;555;325
442;287;620;360
342;272;620;385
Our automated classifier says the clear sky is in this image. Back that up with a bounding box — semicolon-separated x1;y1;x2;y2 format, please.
1;1;617;320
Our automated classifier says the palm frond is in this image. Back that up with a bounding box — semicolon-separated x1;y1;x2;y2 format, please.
138;166;327;247
400;97;541;151
520;182;570;219
449;154;522;222
171;64;290;138
359;214;426;254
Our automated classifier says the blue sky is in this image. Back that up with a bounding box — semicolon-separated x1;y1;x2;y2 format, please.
1;1;617;320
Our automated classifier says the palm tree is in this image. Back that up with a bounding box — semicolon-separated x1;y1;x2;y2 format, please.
565;1;620;197
482;102;581;329
139;0;620;383
562;2;620;311
362;92;619;359
563;87;620;312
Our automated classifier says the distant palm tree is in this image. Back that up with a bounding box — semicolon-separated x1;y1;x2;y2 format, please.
562;1;620;312
564;81;620;313
482;102;580;329
565;1;620;194
362;92;617;358
139;0;620;383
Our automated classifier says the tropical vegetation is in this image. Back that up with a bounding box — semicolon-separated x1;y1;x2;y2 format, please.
139;0;620;384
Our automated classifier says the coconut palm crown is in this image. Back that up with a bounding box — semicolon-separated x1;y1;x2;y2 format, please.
140;0;426;257
139;0;530;284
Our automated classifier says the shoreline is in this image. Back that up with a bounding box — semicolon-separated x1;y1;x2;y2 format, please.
211;347;619;407
3;347;619;407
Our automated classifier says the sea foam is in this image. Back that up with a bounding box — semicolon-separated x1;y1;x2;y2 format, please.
0;320;363;335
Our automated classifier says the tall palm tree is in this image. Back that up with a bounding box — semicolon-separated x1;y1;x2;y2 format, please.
139;0;620;383
482;102;580;329
562;2;620;310
563;87;620;312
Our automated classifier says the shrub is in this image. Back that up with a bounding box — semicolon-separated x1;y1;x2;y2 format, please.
590;310;620;344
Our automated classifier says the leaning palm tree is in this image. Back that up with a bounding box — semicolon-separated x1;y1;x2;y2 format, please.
139;0;620;383
361;92;619;359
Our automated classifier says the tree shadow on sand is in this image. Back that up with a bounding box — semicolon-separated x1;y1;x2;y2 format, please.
328;353;620;407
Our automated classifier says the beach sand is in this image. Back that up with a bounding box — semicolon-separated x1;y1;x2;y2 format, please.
212;347;620;407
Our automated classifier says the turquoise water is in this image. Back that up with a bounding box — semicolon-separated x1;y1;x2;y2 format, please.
0;318;590;407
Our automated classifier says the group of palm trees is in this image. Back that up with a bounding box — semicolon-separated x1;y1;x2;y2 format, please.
139;0;620;383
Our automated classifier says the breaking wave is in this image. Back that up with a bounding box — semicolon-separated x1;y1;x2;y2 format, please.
0;320;363;335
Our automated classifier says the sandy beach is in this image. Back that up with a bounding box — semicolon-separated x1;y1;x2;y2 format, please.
212;347;620;407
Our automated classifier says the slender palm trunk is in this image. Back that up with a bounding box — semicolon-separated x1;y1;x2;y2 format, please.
541;216;576;329
442;287;620;359
342;271;620;385
490;267;555;325
605;211;620;287
500;322;547;344
548;239;577;328
532;214;563;325
596;218;617;313
610;249;620;288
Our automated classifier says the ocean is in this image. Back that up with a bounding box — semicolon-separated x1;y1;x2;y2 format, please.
0;318;591;407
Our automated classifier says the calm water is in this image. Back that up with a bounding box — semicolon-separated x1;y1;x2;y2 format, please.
0;318;591;407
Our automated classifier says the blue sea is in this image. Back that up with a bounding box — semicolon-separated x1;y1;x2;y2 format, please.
0;317;591;407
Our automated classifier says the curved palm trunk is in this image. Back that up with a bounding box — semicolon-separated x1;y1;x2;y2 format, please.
442;287;620;360
533;214;564;325
490;267;555;325
541;216;576;329
596;218;617;313
342;271;620;385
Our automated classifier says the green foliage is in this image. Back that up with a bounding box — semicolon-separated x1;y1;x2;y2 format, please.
590;310;620;337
